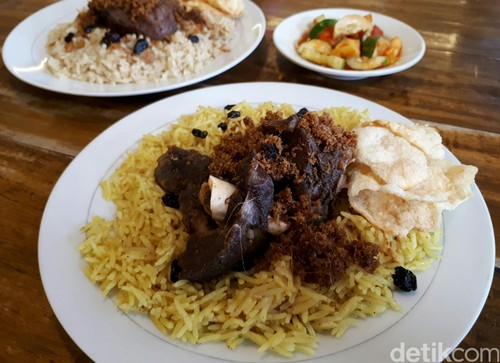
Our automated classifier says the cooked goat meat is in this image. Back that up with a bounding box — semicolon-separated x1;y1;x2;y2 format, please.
173;160;274;282
211;110;355;222
154;146;213;234
238;160;275;232
154;146;274;282
282;126;319;193
259;108;309;135
155;109;360;286
231;152;257;189
258;108;353;216
178;182;218;235
155;146;211;195
88;0;181;40
285;127;353;216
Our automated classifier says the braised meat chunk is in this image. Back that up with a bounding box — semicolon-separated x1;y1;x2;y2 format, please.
155;146;213;236
155;146;274;282
87;0;199;40
173;160;274;282
155;146;211;196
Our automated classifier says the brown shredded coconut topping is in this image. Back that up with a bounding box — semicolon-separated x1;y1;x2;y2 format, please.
272;221;380;286
207;110;379;285
89;0;160;20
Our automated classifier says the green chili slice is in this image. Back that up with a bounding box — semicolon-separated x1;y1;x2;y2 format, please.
309;19;337;39
361;36;380;57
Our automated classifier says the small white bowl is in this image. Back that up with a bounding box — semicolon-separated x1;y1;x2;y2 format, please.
273;8;426;80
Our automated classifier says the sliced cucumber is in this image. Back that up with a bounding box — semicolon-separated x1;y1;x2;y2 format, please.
322;54;346;69
299;48;346;69
309;19;337;39
297;39;332;55
346;56;389;70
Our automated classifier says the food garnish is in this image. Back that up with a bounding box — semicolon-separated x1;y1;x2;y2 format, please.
347;120;478;236
393;266;417;292
64;32;75;43
191;128;208;138
227;110;241;118
217;122;228;131
133;38;149;54
297;13;402;70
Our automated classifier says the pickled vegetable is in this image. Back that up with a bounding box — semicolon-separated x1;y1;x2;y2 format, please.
346;56;388;70
296;13;402;71
361;36;380;57
309;18;337;39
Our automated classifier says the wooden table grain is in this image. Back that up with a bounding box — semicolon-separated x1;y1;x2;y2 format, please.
0;0;498;362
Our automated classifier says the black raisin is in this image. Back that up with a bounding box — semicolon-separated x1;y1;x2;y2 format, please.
64;32;75;43
170;259;182;282
393;266;417;292
133;38;149;54
106;31;121;43
227;110;240;118
161;193;180;209
101;37;111;47
84;25;95;33
296;107;308;117
224;104;235;110
192;128;208;139
217;122;228;131
101;32;121;47
188;34;199;43
262;143;279;159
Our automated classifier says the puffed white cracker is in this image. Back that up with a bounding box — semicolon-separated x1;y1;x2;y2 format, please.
349;189;443;236
181;0;235;32
369;120;445;159
347;120;478;236
355;125;428;189
202;0;244;18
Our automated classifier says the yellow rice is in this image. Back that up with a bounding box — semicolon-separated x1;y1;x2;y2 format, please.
79;102;442;357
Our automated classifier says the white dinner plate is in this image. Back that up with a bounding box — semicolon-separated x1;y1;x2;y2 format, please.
39;82;494;362
273;9;426;80
2;0;265;97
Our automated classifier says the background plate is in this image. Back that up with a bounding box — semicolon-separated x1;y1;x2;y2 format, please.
2;0;265;97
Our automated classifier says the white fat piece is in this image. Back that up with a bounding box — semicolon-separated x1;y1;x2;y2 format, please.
334;15;373;40
208;175;237;222
267;216;289;235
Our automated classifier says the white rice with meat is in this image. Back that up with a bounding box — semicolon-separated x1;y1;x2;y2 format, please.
45;4;235;84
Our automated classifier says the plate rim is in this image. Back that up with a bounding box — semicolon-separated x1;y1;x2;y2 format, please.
38;82;495;363
273;8;426;80
2;0;266;97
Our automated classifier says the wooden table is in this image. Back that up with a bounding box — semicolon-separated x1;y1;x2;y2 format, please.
1;0;498;361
